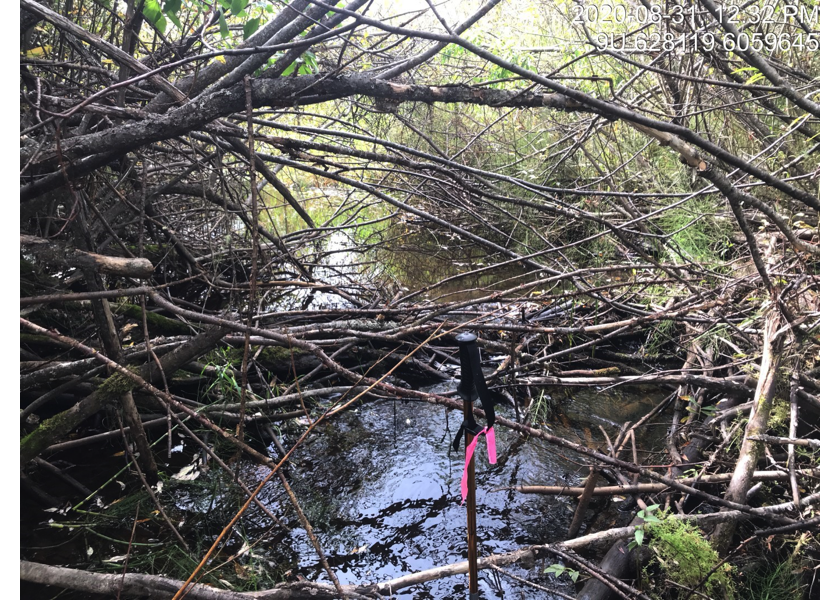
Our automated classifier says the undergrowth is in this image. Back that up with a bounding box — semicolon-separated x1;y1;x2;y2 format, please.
739;554;809;600
641;514;736;600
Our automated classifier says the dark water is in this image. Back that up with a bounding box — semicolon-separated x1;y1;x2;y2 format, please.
229;382;669;599
21;375;667;599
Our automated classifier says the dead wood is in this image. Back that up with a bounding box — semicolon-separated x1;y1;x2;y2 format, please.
21;234;154;278
501;469;819;496
20;321;226;465
18;511;761;599
711;308;785;551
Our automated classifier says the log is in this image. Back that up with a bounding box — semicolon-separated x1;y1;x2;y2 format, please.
748;435;820;449
19;323;226;465
503;469;820;496
21;234;154;278
521;373;755;396
712;308;784;551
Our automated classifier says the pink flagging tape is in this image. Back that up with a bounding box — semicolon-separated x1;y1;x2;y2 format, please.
460;427;497;504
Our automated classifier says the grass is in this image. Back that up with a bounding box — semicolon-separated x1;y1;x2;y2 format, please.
643;319;676;357
658;197;734;265
528;390;552;425
739;555;809;600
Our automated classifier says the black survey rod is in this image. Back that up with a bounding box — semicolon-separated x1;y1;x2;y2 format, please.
456;332;480;599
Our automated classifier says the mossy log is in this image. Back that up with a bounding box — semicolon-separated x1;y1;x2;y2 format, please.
111;302;193;335
223;343;321;379
20;326;225;465
20;333;75;353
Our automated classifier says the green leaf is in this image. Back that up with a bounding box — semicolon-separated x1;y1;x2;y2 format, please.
544;564;566;578
231;0;248;15
219;12;230;38
243;17;261;39
569;569;580;583
165;10;182;31
163;0;181;12
302;50;319;74
142;0;170;33
143;0;164;27
634;528;644;546
219;0;231;8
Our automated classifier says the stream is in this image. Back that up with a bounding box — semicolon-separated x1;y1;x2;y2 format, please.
22;221;670;598
220;381;670;598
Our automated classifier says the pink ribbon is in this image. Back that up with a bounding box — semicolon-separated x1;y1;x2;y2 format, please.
460;426;497;504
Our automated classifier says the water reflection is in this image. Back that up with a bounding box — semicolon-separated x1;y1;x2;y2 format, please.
235;382;668;598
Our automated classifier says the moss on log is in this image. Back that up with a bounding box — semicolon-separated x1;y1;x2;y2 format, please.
112;303;193;335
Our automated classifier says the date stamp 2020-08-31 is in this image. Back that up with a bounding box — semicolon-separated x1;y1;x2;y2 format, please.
568;1;820;55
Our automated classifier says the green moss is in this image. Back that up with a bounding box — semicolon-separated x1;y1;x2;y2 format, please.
20;333;72;350
112;303;193;335
99;366;141;395
643;516;736;600
260;346;296;361
226;345;295;364
21;417;72;464
768;402;791;436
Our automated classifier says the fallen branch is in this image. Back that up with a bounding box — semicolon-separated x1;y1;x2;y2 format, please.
21;235;154;278
499;468;819;496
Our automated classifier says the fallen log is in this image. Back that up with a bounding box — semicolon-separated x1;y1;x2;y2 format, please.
19;321;226;465
712;308;784;551
20;234;154;278
521;374;755;396
500;468;819;496
748;434;820;449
